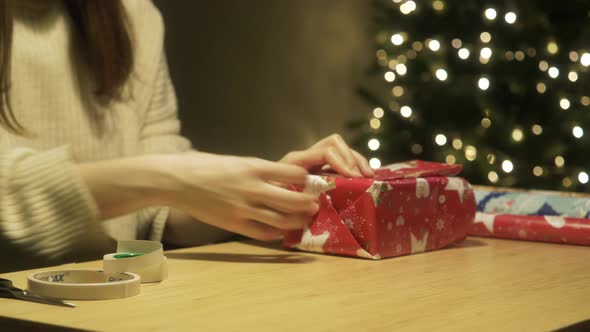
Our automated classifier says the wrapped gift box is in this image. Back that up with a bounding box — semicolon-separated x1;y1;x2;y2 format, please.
470;186;590;245
283;160;477;259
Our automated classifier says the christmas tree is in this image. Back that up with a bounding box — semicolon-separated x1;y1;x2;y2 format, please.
353;0;590;192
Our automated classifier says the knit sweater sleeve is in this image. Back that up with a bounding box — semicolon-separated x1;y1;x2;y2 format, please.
0;146;104;272
135;52;192;242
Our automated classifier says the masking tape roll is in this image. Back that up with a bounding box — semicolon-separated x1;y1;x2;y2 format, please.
27;270;140;300
103;240;168;283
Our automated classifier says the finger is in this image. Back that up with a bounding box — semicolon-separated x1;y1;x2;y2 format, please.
352;150;374;177
255;183;319;215
243;206;311;230
316;135;358;171
253;159;308;185
330;135;361;175
325;147;361;178
227;218;284;242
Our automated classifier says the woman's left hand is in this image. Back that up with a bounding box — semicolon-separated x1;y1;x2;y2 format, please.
279;134;374;178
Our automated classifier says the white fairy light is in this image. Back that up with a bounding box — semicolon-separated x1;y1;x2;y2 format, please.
435;69;448;81
396;63;407;75
484;8;497;20
391;34;404;45
573;126;584;138
373;107;384;118
458;48;470;60
504;12;517;24
581;53;590;67
569;72;579;82
428;39;441;51
400;106;412;118
502;160;514;173
435;134;447;146
579;172;589;184
384;71;396;82
548;67;559;79
478;77;490;90
369;158;381;169
480;47;492;59
560;98;571;110
368;138;381;151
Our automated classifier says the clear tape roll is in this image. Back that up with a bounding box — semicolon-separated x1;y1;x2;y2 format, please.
103;240;168;283
27;270;140;300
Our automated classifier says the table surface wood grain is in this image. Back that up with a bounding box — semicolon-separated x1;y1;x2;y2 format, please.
0;237;589;331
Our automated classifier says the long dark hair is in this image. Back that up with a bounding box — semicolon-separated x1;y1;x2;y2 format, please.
0;0;134;134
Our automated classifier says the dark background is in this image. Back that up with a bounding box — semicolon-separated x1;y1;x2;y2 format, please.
153;0;372;160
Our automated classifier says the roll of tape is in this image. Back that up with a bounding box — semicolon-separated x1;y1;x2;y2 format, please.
27;270;140;300
103;240;168;283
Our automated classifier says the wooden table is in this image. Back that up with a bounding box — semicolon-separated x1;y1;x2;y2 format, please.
0;238;589;331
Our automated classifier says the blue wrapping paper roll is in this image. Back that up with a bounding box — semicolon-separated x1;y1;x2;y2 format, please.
474;186;590;218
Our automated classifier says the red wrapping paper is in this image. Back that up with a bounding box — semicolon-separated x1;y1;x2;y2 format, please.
283;160;477;259
470;212;590;246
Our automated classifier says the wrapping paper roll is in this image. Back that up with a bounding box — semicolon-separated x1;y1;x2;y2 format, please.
470;186;590;246
103;240;168;283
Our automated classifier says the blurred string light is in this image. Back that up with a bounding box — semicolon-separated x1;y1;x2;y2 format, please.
536;82;546;94
568;71;578;82
435;68;448;81
504;12;517;24
560;98;571;110
478;77;490;90
464;145;477;161
488;171;499;183
400;105;412;118
369;158;381;169
579;172;589;184
391;33;404;45
538;61;549;71
435;134;447;146
400;1;416;15
452;138;463;150
563;177;573;188
368;138;381;151
458;48;470;59
428;39;441;51
484;8;497;20
580;53;590;66
569;51;579;62
533;166;543;176
572;126;584;138
511;128;524;142
396;63;407;75
384;71;396;82
502;160;514;173
555;156;565;168
532;124;543;135
548;66;559;79
451;38;462;49
547;41;559;54
373;107;384;118
445;155;456;164
370;118;381;129
480;47;492;59
432;0;444;11
480;32;491;43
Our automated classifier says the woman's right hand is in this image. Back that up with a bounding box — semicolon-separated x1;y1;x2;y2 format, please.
152;152;319;241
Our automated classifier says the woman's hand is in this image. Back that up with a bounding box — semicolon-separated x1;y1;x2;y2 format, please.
279;134;374;178
154;152;319;241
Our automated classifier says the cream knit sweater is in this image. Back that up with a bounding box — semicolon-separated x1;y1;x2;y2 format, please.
0;0;192;272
